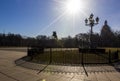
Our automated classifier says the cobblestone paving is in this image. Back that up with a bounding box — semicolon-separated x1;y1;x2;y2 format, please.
16;58;117;74
0;49;120;81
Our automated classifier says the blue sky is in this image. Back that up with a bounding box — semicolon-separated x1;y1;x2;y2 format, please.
0;0;120;38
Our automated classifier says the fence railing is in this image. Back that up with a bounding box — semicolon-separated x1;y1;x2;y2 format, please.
27;47;120;65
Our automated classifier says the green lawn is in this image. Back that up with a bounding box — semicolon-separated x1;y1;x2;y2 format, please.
100;47;120;52
31;48;120;64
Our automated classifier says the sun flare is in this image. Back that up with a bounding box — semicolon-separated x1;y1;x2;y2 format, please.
65;0;84;15
41;0;88;36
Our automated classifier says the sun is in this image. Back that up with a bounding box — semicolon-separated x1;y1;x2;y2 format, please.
65;0;84;15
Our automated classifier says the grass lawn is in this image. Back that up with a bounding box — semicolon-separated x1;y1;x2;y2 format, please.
31;48;120;65
100;47;120;52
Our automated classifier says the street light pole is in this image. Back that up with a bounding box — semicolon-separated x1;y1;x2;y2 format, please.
85;13;99;48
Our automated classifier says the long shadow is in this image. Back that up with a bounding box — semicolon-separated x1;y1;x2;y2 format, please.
37;63;50;74
0;71;20;81
113;61;120;72
37;60;52;74
15;56;51;74
115;67;120;72
15;57;28;66
82;63;88;77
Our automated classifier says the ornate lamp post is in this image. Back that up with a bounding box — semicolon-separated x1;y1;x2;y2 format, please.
85;13;99;48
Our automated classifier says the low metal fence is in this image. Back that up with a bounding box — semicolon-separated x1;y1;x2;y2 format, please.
27;47;120;65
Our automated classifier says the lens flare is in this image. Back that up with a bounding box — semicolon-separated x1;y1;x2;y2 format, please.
65;0;84;15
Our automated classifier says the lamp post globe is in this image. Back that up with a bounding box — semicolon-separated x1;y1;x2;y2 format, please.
85;14;99;48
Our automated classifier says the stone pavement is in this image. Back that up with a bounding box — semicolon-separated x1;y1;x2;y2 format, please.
0;50;120;81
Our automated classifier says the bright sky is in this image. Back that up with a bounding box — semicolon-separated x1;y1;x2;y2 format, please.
0;0;120;38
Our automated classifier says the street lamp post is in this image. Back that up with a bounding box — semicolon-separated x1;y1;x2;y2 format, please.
85;13;99;48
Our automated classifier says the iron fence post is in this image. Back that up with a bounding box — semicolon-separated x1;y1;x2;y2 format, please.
109;50;111;63
82;52;83;65
50;48;52;64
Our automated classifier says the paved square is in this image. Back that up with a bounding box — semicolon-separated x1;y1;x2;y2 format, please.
0;49;120;81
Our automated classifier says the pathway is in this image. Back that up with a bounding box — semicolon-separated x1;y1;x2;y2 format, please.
0;49;120;81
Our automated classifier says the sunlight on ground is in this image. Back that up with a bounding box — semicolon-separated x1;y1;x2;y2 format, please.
42;79;46;81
